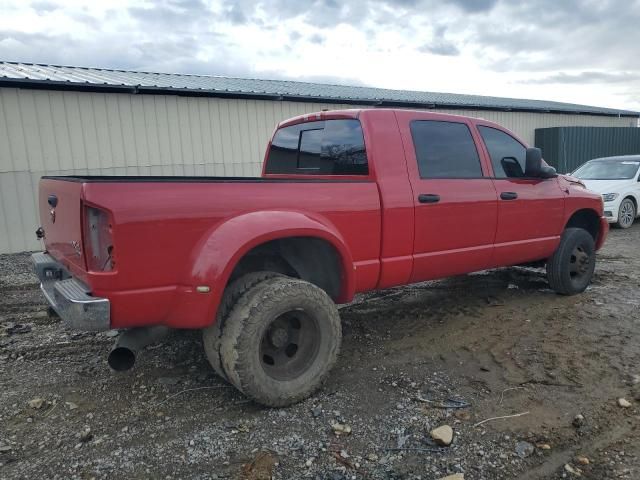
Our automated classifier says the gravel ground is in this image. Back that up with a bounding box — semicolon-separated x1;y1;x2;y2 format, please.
1;226;639;479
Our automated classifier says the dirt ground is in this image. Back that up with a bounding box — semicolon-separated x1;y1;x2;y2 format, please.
1;225;639;480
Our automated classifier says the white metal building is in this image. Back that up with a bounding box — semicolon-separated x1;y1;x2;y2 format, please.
1;61;638;254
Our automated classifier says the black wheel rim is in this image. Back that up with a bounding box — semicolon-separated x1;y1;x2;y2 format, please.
259;310;320;381
568;243;592;281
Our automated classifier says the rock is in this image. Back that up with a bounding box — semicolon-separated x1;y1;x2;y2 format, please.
241;451;277;480
367;453;379;462
537;443;552;450
6;323;32;335
438;474;464;480
576;455;590;465
104;330;119;338
65;401;78;410
515;441;535;458
617;398;632;408
454;410;471;421
28;397;45;409
430;425;454;446
79;427;93;443
331;423;352;435
311;405;322;418
158;377;180;386
0;445;12;453
305;458;313;467
564;463;582;476
572;414;585;427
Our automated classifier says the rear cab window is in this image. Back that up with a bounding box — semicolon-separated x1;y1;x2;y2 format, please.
265;119;368;175
410;120;483;178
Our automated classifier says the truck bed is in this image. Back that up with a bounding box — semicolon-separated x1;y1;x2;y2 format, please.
38;175;383;328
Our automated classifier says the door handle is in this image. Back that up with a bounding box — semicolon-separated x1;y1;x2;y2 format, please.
500;192;518;200
418;194;440;204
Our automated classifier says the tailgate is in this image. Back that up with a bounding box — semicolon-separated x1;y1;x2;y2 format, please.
39;178;86;271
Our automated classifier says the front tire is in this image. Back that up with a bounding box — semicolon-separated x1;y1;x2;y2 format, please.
220;277;341;407
546;227;596;295
617;198;635;229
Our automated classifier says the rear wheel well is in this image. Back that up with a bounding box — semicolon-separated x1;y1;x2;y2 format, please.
227;237;343;301
565;209;600;241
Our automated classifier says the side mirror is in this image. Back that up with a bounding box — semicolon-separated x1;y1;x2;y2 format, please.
525;147;557;178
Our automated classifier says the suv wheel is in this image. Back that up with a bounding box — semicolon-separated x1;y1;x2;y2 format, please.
546;227;596;295
220;276;341;407
617;198;635;229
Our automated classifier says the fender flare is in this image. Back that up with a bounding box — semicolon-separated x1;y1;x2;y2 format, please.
185;210;355;324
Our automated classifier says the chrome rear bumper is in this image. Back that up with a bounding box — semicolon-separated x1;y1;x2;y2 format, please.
32;252;110;331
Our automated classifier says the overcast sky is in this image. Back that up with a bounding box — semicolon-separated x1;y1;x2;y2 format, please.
1;0;639;110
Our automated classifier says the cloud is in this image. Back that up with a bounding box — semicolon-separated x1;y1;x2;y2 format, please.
308;33;324;45
419;41;459;56
0;0;638;110
469;0;640;73
522;71;640;85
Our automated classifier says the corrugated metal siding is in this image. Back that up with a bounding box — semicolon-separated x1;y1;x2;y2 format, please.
535;126;640;173
0;87;635;253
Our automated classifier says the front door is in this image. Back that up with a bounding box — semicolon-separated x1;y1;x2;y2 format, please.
396;113;499;282
475;124;565;267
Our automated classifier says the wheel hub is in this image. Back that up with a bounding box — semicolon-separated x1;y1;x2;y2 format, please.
569;244;592;278
259;310;320;381
269;327;289;348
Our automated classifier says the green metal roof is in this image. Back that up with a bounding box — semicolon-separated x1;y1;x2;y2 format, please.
0;61;637;117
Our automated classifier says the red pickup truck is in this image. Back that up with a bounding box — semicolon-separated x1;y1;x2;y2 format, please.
33;108;607;406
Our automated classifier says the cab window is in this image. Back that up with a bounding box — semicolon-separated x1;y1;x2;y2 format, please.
410;120;483;178
478;126;526;178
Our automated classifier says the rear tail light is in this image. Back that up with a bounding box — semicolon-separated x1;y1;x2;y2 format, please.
84;205;115;272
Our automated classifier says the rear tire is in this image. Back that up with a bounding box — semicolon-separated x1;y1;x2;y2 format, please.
546;228;596;295
220;277;341;407
616;198;635;229
202;272;281;381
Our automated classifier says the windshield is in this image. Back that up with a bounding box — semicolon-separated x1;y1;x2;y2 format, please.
573;160;640;180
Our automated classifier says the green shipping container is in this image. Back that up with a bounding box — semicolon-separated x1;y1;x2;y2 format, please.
535;126;640;174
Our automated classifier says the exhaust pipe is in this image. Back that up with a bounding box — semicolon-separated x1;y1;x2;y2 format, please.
108;326;170;371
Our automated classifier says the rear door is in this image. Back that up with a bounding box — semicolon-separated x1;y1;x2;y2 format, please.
475;124;565;266
396;112;498;282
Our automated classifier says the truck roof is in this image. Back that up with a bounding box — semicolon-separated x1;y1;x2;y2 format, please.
278;108;503;129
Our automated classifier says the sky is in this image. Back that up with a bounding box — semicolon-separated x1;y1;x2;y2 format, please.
0;0;639;111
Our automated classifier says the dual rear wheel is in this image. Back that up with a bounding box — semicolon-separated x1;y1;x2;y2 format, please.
203;274;341;407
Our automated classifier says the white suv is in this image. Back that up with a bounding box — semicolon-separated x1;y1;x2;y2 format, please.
573;155;640;228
